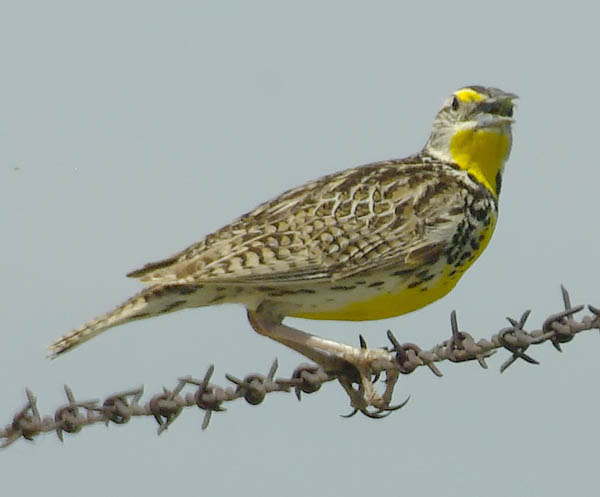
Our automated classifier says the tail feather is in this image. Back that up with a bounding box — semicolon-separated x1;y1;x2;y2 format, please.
47;284;199;358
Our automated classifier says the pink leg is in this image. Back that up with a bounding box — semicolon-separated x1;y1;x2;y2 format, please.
247;308;401;412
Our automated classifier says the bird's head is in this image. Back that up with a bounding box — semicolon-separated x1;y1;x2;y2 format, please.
424;85;517;198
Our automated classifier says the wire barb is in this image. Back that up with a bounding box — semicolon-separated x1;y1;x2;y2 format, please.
1;286;598;448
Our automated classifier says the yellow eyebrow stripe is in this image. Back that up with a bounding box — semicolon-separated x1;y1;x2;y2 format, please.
455;88;485;102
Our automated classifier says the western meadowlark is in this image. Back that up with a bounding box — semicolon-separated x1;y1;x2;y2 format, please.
48;85;516;412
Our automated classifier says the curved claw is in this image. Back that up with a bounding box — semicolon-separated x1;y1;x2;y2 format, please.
381;394;411;412
360;408;392;419
349;395;411;419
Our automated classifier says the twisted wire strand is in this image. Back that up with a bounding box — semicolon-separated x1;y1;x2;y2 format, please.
2;286;598;448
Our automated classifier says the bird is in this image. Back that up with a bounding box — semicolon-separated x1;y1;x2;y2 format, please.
48;85;516;412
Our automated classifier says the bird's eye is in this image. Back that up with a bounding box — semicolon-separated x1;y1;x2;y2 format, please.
505;106;513;117
451;96;459;111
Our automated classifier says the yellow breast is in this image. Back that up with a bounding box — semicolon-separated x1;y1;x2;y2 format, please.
291;270;458;321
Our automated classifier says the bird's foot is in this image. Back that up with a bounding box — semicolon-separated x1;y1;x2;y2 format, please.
333;340;410;418
247;309;408;417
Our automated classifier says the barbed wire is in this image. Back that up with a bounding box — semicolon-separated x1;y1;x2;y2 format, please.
2;285;598;448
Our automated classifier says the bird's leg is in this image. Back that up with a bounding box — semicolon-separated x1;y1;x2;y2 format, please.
247;309;400;412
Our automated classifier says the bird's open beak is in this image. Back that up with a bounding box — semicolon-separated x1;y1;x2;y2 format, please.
475;93;517;128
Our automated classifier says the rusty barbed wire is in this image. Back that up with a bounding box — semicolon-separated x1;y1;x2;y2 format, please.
2;285;598;448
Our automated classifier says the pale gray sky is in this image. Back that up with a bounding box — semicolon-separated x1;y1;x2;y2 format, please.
3;2;600;496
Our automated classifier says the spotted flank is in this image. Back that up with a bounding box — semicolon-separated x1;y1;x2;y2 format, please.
48;85;516;358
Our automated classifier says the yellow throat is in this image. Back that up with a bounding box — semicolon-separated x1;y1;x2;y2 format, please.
449;127;511;198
